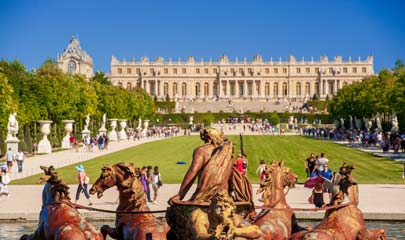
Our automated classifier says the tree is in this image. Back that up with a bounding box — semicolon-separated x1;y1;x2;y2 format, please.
92;71;111;85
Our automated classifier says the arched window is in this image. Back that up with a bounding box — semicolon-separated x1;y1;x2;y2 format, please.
282;82;288;96
305;82;310;96
195;83;201;96
296;82;301;96
163;83;169;96
265;83;270;96
173;83;178;95
118;82;123;88
343;81;348;87
273;82;279;96
204;82;209;96
182;83;187;96
213;82;218;96
126;82;132;90
230;82;235;96
67;60;76;74
315;82;320;96
247;81;253;96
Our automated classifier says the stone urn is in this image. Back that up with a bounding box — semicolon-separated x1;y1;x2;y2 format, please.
142;119;150;136
108;119;118;141
62;120;75;149
38;120;53;154
119;119;127;140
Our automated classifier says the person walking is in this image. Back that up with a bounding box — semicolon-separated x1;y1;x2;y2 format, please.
255;159;266;182
5;148;15;173
0;167;11;199
146;166;153;203
74;165;92;206
16;150;24;173
151;166;162;204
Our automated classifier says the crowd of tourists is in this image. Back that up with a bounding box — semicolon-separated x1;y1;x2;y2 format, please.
302;127;405;153
304;152;333;208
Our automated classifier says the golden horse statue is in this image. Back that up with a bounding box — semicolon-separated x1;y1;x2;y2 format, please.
89;162;169;240
254;160;306;239
289;163;386;240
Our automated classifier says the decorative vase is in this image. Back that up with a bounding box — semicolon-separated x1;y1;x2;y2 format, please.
62;120;75;149
108;119;118;141
38;120;53;154
119;119;127;140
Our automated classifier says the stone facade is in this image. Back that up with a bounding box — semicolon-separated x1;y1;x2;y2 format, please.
110;55;374;101
57;37;93;80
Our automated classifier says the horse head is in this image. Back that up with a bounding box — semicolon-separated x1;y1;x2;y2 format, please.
89;164;117;198
257;160;297;207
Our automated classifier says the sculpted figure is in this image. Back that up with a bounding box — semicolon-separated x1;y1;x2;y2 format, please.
101;113;107;129
349;115;354;130
188;193;261;240
85;114;90;130
375;113;382;131
7;112;18;138
392;112;399;132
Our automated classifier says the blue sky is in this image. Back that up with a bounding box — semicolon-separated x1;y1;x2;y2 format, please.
0;0;404;73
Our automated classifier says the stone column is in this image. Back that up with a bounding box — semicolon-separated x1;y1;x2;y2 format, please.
62;120;75;149
119;119;127;140
218;79;222;99
108;119;118;141
226;80;230;97
334;80;338;95
37;120;53;154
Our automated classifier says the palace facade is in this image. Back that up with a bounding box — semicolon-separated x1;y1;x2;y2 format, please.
109;54;374;101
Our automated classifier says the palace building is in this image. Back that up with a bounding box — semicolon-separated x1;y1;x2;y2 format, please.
109;54;374;102
58;37;94;80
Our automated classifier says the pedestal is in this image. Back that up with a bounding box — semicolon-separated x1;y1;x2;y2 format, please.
62;120;75;149
38;120;53;154
98;127;107;137
119;119;127;140
81;129;91;139
108;119;118;141
6;138;19;154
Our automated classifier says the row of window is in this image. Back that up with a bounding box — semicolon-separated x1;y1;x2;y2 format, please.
117;80;348;97
116;66;368;75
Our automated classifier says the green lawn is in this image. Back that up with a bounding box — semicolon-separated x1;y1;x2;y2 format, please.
12;136;405;185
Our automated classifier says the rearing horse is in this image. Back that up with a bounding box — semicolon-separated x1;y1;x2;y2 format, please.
289;163;387;240
254;160;305;240
21;166;103;240
89;162;169;240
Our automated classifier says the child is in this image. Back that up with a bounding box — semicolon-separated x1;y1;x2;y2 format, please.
0;167;11;199
311;182;325;208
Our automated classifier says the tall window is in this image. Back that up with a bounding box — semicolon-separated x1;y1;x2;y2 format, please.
136;68;140;74
305;82;310;96
296;68;301;74
204;68;208;74
362;67;367;73
265;83;270;96
273;83;279;96
283;68;287;74
118;68;122;74
213;68;218;74
67;60;76;74
274;68;279;74
343;67;347;73
173;68;178;74
282;83;288;96
247;82;253;96
230;82;235;96
196;68;200;74
173;83;178;95
195;83;201;96
164;68;168;74
315;82;320;96
118;82;123;88
239;82;244;96
181;83;187;96
315;67;319;73
306;68;310;73
265;68;269;74
204;83;209;96
329;67;333;74
296;82;301;96
182;68;187;74
352;67;357;73
127;68;131;74
127;82;132;90
163;83;169;96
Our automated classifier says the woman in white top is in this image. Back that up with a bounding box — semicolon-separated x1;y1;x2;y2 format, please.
0;168;11;199
151;166;161;204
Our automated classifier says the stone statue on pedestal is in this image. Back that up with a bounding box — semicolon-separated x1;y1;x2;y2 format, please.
7;112;19;140
84;114;90;131
391;112;399;132
101;114;107;129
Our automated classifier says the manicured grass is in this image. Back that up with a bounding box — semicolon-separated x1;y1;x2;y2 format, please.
12;136;405;185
